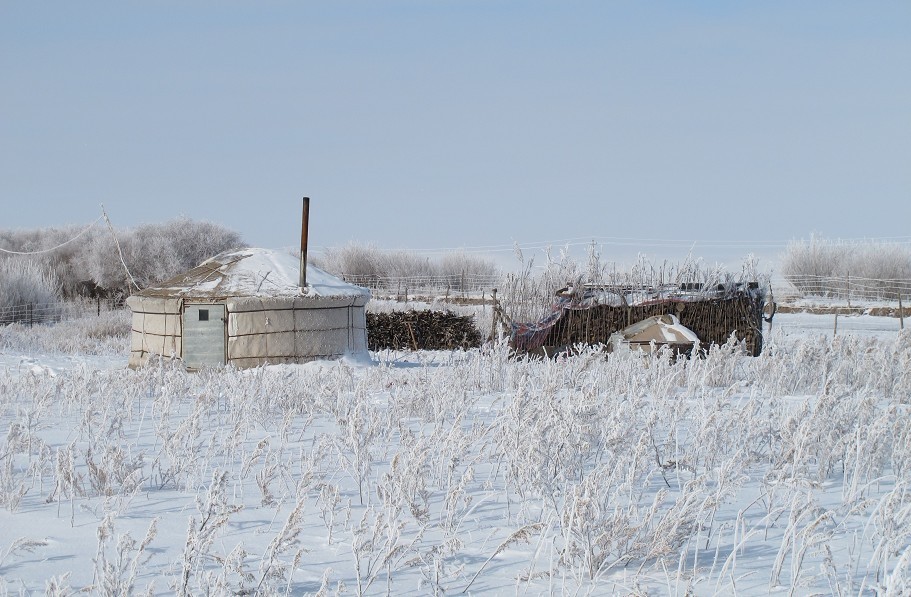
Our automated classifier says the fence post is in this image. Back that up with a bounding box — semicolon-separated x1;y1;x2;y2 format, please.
490;289;498;341
97;296;101;317
846;271;851;309
28;303;33;327
900;293;905;330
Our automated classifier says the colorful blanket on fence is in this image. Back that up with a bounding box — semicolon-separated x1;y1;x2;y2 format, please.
510;297;574;352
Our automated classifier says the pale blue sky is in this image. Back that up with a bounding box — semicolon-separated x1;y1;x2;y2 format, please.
2;2;909;268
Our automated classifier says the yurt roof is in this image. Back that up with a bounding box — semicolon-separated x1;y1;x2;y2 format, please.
134;248;370;300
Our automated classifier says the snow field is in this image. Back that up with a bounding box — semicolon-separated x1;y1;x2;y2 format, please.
0;321;910;595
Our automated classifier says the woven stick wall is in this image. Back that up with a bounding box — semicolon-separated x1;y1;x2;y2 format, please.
539;293;765;356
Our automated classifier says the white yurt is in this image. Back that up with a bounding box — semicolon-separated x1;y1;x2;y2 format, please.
126;248;370;369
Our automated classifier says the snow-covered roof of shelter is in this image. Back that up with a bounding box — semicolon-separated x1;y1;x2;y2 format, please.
134;248;370;300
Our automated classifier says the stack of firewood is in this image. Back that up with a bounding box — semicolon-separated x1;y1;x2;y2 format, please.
367;310;482;351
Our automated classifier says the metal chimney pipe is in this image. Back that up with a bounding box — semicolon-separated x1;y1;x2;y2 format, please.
299;197;310;288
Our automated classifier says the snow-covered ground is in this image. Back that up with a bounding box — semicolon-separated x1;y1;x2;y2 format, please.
774;311;905;339
0;311;909;595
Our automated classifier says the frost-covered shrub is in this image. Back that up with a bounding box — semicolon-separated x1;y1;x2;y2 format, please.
782;237;911;299
314;242;500;287
781;236;849;280
315;243;430;281
75;217;243;291
1;218;243;296
127;218;243;288
0;258;60;324
72;228;131;292
0;225;117;298
0;225;92;298
434;252;499;285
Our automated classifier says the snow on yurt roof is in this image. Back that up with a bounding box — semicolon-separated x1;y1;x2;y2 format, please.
135;248;370;299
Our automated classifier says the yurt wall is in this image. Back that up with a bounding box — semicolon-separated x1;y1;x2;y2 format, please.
225;296;368;368
127;295;183;367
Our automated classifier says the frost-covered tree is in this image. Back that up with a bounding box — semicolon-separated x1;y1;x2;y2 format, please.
1;218;243;297
0;257;60;323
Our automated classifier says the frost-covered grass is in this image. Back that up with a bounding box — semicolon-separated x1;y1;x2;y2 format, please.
0;317;909;595
0;308;130;356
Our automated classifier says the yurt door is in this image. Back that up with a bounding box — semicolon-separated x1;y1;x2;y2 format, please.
183;304;226;368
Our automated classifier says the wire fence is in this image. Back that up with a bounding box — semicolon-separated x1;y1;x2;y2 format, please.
0;298;123;326
340;273;502;296
774;275;911;303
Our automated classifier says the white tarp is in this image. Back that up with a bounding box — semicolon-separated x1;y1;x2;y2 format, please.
609;314;699;353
